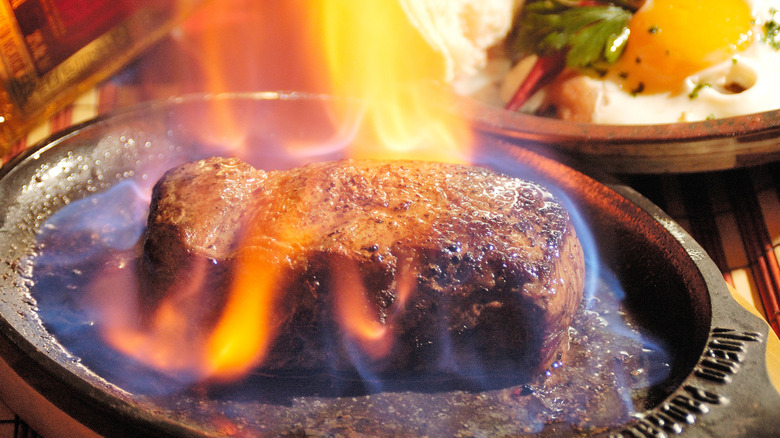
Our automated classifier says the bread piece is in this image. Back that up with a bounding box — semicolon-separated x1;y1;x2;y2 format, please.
400;0;522;84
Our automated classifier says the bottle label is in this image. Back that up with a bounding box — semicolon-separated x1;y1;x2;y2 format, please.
0;0;175;111
14;0;140;75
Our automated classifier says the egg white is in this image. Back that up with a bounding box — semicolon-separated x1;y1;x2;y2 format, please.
592;0;780;124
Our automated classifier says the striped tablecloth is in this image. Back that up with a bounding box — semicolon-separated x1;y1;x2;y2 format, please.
626;167;780;334
2;78;780;437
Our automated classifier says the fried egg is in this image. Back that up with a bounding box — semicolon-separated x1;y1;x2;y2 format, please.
593;0;780;124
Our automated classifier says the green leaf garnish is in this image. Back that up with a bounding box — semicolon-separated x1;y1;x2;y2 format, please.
764;8;780;50
508;1;633;69
688;82;711;99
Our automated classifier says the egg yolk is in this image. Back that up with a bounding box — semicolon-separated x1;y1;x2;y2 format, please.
610;0;753;94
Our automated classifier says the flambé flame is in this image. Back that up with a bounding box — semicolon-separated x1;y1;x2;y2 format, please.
331;259;393;359
96;1;476;381
204;252;281;379
315;0;473;162
92;257;209;375
195;2;474;380
204;195;316;378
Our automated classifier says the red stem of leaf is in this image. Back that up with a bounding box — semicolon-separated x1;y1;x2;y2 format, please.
504;0;610;112
504;53;566;112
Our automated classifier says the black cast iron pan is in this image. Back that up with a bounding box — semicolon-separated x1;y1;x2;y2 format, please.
0;93;778;436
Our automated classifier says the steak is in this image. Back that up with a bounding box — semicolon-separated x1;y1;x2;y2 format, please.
141;157;585;378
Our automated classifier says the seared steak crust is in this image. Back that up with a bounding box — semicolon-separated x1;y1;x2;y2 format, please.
142;157;585;377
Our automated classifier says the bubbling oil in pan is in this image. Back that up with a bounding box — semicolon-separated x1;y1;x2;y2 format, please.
25;159;674;437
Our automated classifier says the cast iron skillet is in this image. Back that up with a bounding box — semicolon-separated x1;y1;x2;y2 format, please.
0;93;778;436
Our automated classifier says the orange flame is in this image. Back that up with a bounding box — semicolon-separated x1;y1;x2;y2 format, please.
393;254;419;309
166;0;473;158
191;1;474;379
313;0;473;162
331;259;393;359
202;193;317;379
330;253;421;360
91;257;209;376
97;0;477;382
204;251;282;379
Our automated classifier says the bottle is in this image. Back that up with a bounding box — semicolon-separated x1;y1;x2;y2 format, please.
0;0;203;156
